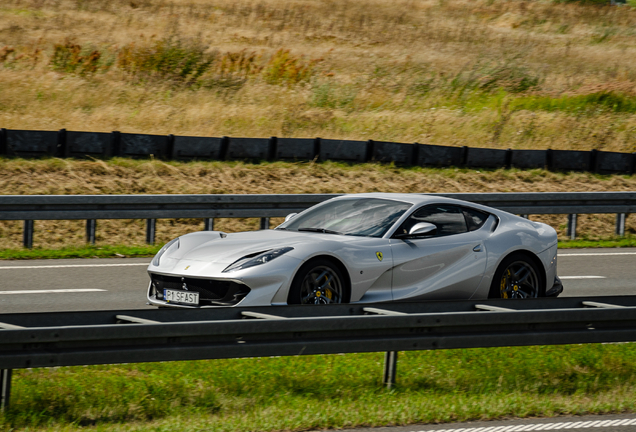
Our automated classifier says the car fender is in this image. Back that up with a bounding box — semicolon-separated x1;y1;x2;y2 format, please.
474;213;557;299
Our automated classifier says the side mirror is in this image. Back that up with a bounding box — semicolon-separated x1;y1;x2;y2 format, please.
409;222;437;236
284;213;298;222
395;222;437;239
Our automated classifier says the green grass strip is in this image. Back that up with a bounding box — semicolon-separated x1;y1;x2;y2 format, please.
1;345;636;431
0;244;162;260
558;237;636;249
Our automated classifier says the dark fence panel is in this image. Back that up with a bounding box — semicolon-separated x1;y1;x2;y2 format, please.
550;150;592;172
510;149;547;169
276;138;316;160
6;130;58;158
120;133;169;158
418;144;462;167
66;131;112;158
595;151;634;174
466;147;508;169
372;141;413;165
226;137;270;160
320;139;367;163
3;128;636;174
172;136;223;160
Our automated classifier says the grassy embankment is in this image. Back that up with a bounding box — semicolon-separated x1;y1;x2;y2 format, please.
1;0;636;150
2;344;636;431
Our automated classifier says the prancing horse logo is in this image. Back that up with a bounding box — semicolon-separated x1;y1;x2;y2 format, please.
376;251;383;261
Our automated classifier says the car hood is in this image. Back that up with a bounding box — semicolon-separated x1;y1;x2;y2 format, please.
167;229;340;265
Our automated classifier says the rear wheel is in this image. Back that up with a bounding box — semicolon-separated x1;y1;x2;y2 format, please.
288;259;349;305
489;253;544;299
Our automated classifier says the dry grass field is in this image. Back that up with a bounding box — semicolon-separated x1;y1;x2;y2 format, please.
1;0;636;150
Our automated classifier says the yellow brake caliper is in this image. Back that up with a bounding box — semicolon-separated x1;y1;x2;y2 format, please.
501;269;511;299
324;275;333;300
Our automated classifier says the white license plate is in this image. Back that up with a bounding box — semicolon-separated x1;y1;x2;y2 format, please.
164;289;199;305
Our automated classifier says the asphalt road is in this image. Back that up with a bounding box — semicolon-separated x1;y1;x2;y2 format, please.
348;413;636;432
0;248;635;314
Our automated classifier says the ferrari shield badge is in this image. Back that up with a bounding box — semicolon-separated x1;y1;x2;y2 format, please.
376;251;383;261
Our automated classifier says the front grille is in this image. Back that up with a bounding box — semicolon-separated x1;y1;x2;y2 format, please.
150;274;250;306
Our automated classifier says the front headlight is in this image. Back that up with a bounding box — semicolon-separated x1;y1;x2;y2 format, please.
152;237;180;266
223;247;294;273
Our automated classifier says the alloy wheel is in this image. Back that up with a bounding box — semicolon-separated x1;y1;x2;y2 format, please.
299;265;344;304
499;260;540;299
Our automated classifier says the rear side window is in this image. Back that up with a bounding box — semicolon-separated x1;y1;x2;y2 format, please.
397;205;468;237
462;207;489;231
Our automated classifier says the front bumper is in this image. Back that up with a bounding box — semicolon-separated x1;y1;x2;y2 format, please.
147;274;251;308
546;276;563;297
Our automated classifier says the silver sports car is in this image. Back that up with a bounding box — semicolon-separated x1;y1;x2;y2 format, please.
147;193;562;308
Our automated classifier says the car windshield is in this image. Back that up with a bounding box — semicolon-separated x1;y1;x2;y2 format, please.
278;198;412;238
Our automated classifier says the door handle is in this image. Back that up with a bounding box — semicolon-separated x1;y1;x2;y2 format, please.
473;245;483;252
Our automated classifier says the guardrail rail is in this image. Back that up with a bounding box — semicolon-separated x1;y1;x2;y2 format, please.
0;192;634;248
2;295;636;409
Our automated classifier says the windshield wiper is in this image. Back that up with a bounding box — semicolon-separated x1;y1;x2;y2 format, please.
297;227;342;235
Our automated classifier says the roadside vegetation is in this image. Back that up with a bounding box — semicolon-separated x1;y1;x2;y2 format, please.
1;0;636;151
2;344;636;431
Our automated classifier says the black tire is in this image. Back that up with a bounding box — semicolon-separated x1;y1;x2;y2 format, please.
488;253;545;299
288;258;350;305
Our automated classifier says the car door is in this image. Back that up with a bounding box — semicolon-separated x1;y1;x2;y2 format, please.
389;204;489;301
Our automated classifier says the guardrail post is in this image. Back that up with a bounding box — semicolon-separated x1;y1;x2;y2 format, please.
260;218;270;230
567;214;578;240
1;369;11;411
146;219;156;245
383;351;398;389
86;219;96;244
204;218;214;231
616;213;626;236
23;220;33;248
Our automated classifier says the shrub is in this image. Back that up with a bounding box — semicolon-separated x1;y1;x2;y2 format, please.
450;60;542;95
199;50;261;91
117;38;215;86
263;49;318;86
49;41;103;75
0;46;15;63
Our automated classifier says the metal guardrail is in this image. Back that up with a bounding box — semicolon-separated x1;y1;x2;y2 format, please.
0;192;633;247
2;295;636;409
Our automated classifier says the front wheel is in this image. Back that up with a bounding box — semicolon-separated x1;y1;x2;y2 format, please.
288;259;349;305
489;253;544;299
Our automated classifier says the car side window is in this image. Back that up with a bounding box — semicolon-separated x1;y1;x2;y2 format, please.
462;207;489;231
396;205;468;237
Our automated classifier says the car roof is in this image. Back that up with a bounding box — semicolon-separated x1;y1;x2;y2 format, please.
330;192;502;216
332;193;461;206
